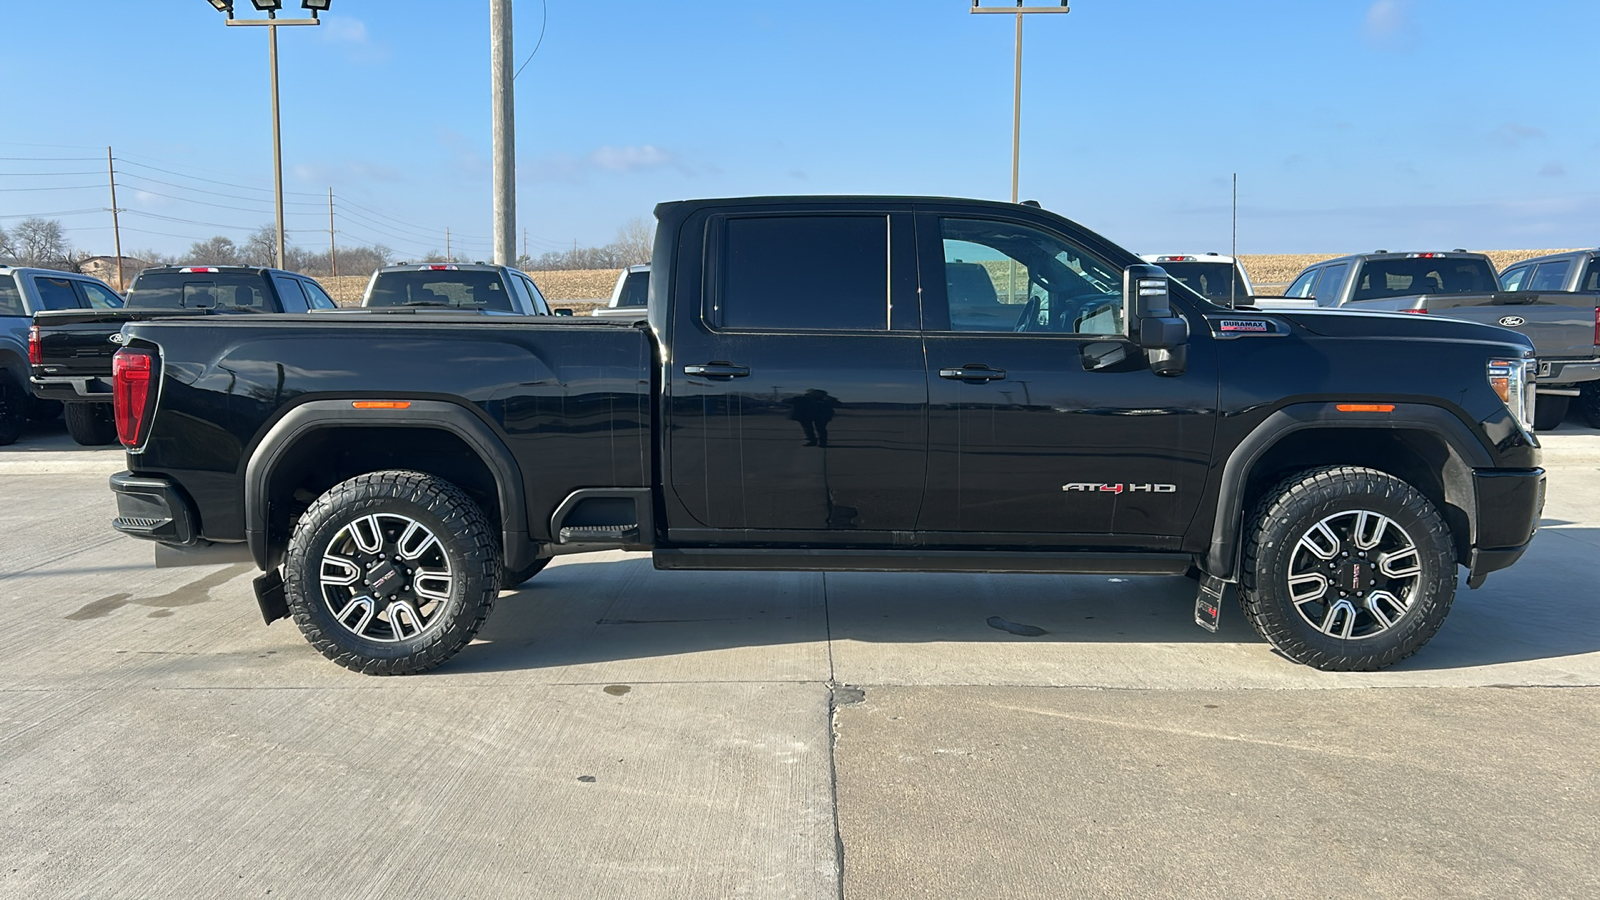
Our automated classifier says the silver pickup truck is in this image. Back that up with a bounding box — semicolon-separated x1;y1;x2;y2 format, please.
1263;251;1599;429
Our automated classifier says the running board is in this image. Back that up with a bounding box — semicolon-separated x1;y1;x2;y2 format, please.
652;548;1191;575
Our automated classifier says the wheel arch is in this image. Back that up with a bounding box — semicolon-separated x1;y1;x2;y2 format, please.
244;399;531;573
1205;402;1491;580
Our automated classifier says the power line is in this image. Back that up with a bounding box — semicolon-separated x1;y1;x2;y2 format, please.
121;209;269;233
117;171;324;208
0;184;101;192
0;208;105;219
334;194;493;241
115;157;322;199
513;0;548;80
0;170;102;177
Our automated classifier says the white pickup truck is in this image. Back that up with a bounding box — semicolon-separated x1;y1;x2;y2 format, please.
590;265;649;320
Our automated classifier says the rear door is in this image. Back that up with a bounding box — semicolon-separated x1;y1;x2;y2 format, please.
915;209;1217;544
664;206;928;540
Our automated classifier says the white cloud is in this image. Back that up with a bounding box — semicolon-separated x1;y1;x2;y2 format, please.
1538;162;1566;177
525;145;693;183
1362;0;1416;50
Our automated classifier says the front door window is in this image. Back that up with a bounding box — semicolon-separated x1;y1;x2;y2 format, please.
940;218;1124;335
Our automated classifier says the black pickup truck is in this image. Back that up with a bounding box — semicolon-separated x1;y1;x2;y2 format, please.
104;196;1545;675
30;266;338;444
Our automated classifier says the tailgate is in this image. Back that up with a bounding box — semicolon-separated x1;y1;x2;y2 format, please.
1420;291;1599;360
31;309;198;379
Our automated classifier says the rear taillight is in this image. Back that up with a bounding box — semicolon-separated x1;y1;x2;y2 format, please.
1398;308;1428;314
27;325;42;365
112;349;155;448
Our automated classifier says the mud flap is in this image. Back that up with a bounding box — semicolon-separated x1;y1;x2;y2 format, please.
1194;574;1227;633
253;568;288;625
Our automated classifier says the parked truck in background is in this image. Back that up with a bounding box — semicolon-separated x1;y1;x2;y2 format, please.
1268;251;1599;429
361;263;551;315
590;265;650;319
103;195;1543;676
29;265;338;445
1139;253;1254;307
0;265;124;445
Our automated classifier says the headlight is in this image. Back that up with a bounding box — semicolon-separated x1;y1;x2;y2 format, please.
1487;358;1537;433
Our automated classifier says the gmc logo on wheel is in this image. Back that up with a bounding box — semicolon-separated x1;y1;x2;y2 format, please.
1063;483;1177;494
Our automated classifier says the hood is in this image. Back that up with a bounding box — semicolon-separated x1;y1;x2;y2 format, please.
1272;307;1535;351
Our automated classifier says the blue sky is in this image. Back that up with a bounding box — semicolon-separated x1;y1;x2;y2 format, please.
1;0;1596;260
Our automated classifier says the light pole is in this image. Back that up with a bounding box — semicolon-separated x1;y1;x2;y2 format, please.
204;0;328;269
970;1;1069;204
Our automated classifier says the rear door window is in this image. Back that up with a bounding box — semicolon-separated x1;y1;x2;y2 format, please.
32;276;83;310
1527;260;1573;292
715;215;888;331
1500;265;1532;291
0;275;23;316
1584;260;1600;293
616;271;649;307
1312;264;1349;306
271;275;309;313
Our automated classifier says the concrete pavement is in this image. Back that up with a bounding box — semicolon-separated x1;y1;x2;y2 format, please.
0;426;1596;898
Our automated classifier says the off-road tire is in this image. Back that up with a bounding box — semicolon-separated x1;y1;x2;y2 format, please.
1532;394;1569;431
501;557;551;590
284;470;501;675
0;373;26;446
1240;465;1457;671
1579;383;1600;430
64;401;118;446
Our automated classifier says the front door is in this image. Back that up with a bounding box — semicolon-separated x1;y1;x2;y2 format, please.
665;209;928;541
915;211;1217;545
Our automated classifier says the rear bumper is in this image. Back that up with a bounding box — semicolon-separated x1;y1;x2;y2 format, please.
110;472;198;546
1537;359;1600;387
30;375;112;403
1467;467;1545;581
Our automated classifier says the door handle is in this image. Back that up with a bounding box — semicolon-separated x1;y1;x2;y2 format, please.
939;365;1007;382
683;362;750;378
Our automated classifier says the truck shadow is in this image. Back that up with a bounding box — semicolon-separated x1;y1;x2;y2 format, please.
456;526;1600;675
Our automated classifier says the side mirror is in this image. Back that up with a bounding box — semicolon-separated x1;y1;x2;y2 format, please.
1123;264;1189;377
553;308;574;317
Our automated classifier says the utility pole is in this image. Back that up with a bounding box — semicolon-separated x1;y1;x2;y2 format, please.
106;146;124;292
970;2;1070;203
446;227;452;261
328;188;338;280
490;0;516;265
1231;173;1238;309
523;227;528;261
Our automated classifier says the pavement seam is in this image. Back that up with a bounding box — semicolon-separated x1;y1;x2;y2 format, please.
822;571;848;900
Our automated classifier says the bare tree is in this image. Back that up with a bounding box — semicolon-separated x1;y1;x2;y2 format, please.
0;224;15;261
613;216;654;266
186;236;243;266
12;218;72;267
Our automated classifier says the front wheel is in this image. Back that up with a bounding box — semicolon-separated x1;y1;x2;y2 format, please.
284;470;501;675
64;402;118;446
1240;466;1457;671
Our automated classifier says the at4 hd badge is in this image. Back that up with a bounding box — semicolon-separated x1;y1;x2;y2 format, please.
1063;483;1177;494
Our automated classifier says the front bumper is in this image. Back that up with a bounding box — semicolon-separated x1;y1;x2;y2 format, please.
110;472;198;546
30;375;112;404
1466;467;1545;583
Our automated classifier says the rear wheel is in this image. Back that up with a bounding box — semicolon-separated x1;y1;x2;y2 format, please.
1532;394;1570;431
64;401;118;446
284;470;501;675
0;374;26;446
1240;466;1457;671
1579;383;1600;429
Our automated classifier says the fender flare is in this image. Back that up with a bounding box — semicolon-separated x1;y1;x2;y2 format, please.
244;399;531;572
1204;402;1493;580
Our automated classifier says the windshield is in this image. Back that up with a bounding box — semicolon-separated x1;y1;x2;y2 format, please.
615;271;649;308
366;270;513;311
1157;262;1249;304
1351;258;1496;301
127;272;269;311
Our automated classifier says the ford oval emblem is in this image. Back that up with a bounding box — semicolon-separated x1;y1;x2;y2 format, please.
1498;315;1526;328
